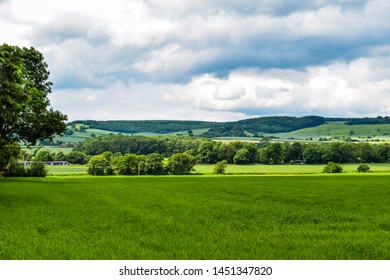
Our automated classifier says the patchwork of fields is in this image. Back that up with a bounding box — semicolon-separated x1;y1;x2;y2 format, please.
1;175;389;260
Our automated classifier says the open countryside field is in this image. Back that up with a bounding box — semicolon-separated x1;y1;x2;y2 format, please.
45;163;390;176
22;146;74;155
271;122;390;142
195;163;390;174
0;175;389;260
54;125;210;145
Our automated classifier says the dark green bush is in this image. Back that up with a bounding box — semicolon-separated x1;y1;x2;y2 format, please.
87;155;113;175
3;158;25;177
26;161;47;177
214;160;228;174
357;164;370;172
322;162;343;173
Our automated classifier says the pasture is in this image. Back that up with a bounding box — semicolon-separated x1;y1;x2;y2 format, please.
194;163;390;174
271;122;390;142
0;175;389;260
45;163;390;176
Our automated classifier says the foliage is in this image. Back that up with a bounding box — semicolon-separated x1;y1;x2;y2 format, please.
73;133;390;168
197;141;218;164
144;153;165;175
345;116;390;125
86;155;114;176
357;164;370;172
233;148;251;164
302;145;321;164
25;161;47;177
322;162;343;173
258;142;284;164
0;44;67;170
166;153;196;174
66;151;88;164
55;151;67;161
34;149;54;162
116;153;139;175
74;135;206;157
2;157;25;177
69;120;215;134
203;116;325;137
213;160;227;174
0;139;20;172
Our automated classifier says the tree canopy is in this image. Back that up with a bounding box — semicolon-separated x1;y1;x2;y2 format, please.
0;44;67;170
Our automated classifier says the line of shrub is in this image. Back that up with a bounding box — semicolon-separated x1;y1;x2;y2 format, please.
86;152;197;176
2;158;47;177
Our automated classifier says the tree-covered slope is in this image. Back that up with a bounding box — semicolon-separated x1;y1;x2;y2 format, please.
68;116;390;139
68;120;216;134
69;116;326;137
202;116;326;137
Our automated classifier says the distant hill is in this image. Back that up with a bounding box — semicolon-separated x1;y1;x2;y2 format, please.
69;116;326;137
344;116;390;125
66;116;390;140
202;116;325;137
68;120;216;134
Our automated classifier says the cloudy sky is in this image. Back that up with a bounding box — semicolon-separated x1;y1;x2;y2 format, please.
1;0;390;121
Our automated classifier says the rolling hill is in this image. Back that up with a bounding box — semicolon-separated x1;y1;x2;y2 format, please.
54;116;390;144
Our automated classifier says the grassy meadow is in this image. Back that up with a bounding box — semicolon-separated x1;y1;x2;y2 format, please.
195;163;390;174
45;163;390;176
0;175;389;260
271;122;390;141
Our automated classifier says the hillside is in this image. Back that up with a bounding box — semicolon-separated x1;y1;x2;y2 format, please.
202;116;325;137
68;116;326;137
50;116;390;145
269;122;390;142
68;120;216;134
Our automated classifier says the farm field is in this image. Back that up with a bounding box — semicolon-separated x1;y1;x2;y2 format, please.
45;163;390;176
0;175;389;260
47;165;87;175
194;163;390;174
270;122;390;142
22;146;74;155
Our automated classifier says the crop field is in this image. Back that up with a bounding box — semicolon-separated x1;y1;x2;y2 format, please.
47;165;87;175
22;146;74;155
0;175;389;260
45;163;390;176
194;163;390;174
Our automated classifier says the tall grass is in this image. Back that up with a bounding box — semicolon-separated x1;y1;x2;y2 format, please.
0;176;389;259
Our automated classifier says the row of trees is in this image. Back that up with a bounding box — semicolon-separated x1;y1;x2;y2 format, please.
87;151;196;176
21;149;89;164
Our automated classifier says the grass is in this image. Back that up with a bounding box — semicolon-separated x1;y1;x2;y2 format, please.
44;163;390;176
0;175;389;260
194;163;390;174
22;146;74;155
272;122;390;141
47;165;87;175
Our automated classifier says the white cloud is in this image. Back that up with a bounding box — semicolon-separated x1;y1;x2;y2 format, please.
49;53;390;121
2;0;390;121
215;82;246;101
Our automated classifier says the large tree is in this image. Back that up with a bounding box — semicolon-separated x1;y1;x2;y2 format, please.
0;44;67;171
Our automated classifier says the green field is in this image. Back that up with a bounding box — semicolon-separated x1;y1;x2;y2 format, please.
22;146;74;155
47;165;87;175
45;163;390;176
194;163;390;174
54;128;132;143
0;175;389;260
271;122;390;141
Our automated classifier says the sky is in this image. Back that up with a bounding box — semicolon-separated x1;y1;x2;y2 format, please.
1;0;390;121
